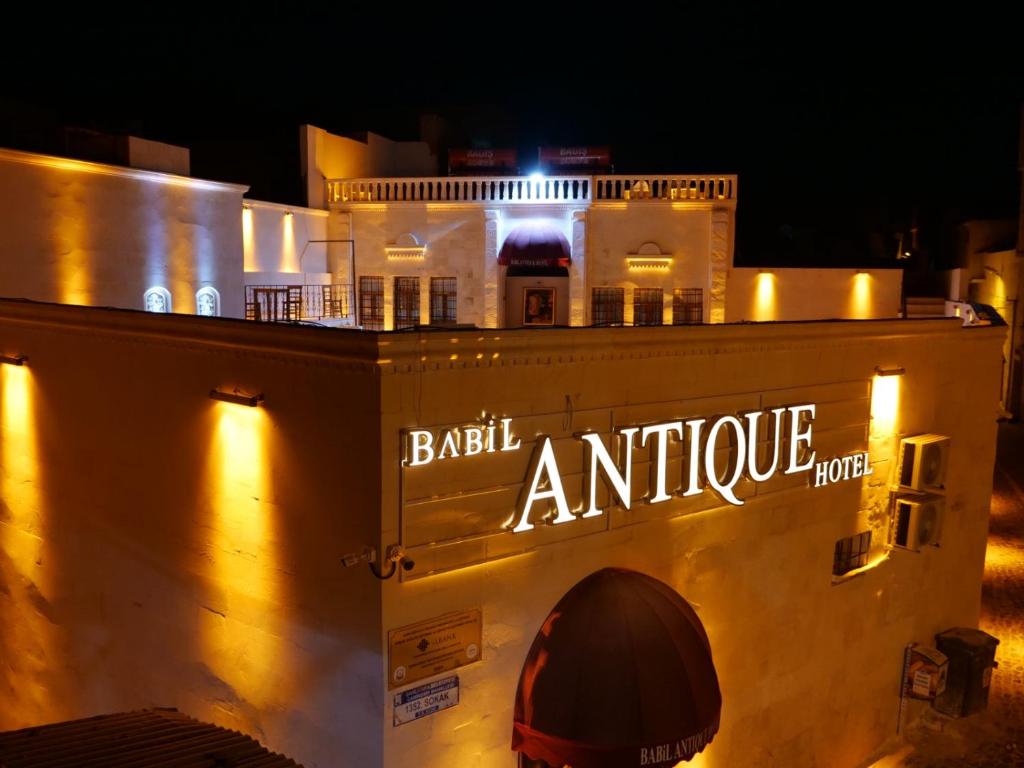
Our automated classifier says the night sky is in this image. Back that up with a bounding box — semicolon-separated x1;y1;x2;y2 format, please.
1;5;1021;266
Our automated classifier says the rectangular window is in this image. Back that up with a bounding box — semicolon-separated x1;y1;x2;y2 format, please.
833;531;872;576
633;288;664;326
394;276;420;330
673;288;704;325
430;277;458;326
359;276;384;330
591;287;624;327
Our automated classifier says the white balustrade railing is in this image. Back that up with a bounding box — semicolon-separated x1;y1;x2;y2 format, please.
326;174;736;205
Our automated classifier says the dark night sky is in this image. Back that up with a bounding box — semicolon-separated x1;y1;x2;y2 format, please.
1;4;1022;266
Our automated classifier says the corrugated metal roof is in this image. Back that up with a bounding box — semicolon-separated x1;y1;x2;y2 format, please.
0;708;303;767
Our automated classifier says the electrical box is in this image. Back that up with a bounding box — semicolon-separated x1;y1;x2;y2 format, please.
904;644;948;699
932;627;999;717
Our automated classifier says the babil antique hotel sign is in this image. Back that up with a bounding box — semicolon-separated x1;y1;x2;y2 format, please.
404;404;871;533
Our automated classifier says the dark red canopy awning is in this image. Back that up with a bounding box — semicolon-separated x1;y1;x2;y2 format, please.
498;222;571;267
512;568;721;768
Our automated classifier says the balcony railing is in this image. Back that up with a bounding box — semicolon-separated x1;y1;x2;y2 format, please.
326;174;736;205
245;284;353;323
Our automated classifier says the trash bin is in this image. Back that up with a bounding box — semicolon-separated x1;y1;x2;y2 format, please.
932;627;999;717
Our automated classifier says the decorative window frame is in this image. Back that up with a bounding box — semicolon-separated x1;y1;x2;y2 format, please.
196;286;221;317
386;232;427;260
144;286;172;313
626;242;673;272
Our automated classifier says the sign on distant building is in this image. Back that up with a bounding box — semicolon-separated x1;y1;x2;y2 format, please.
448;148;518;174
538;146;611;170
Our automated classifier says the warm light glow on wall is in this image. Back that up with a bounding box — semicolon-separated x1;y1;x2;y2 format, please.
850;272;872;319
281;210;297;272
754;272;776;321
0;364;63;726
202;400;288;710
242;206;255;271
870;373;901;436
56;204;93;306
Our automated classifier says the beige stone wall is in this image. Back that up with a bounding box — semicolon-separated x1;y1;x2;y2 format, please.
0;148;246;318
0;302;1003;768
379;319;1003;768
0;302;384;768
340;207;488;329
586;203;720;325
727;268;904;322
333;201;733;328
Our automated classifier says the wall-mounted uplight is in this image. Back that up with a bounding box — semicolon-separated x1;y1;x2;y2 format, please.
874;366;906;377
209;388;264;407
0;354;27;366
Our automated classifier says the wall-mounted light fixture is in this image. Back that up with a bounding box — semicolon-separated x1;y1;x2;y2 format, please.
284;210;294;217
875;366;906;377
0;354;27;366
209;388;264;407
242;203;252;210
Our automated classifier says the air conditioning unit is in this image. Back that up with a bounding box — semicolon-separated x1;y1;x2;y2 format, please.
891;495;944;550
896;434;950;493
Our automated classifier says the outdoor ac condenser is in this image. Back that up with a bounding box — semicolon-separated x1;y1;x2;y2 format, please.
895;434;950;493
891;495;944;551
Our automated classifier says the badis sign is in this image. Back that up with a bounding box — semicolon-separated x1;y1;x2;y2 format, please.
404;406;871;533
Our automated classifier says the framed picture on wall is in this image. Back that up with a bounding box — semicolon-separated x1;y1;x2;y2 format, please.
523;288;555;326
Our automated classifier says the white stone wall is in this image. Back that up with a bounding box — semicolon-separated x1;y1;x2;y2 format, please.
242;200;329;281
0;148;246;318
343;207;489;329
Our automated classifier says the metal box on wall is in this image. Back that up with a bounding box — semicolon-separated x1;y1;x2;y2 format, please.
932;627;999;717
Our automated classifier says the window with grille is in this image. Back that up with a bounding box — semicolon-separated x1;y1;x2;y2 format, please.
673;288;704;325
633;288;664;326
430;277;457;325
359;276;384;330
591;287;624;327
833;531;872;576
394;277;420;330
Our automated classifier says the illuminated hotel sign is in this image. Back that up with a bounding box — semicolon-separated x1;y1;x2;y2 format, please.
404;405;871;534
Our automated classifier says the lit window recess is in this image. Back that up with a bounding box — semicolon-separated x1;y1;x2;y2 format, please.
144;287;172;313
209;388;264;407
0;353;27;366
196;287;221;317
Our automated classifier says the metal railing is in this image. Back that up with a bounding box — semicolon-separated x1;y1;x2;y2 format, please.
245;284;353;323
326;174;736;205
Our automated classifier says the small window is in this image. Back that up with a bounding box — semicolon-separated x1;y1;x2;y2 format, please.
430;277;457;326
833;531;872;576
394;277;420;330
633;288;664;326
591;287;624;327
673;288;704;325
195;287;220;317
359;276;385;330
144;287;172;313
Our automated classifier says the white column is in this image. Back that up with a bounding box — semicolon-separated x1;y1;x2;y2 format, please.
708;208;730;324
570;209;587;326
483;209;500;328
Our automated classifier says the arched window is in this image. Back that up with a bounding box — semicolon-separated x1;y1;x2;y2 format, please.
196;287;220;317
144;287;172;313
